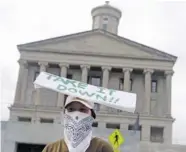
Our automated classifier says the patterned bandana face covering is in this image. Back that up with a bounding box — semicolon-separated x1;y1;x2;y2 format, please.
64;111;94;152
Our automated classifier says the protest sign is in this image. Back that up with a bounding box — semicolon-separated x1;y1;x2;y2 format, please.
34;72;136;112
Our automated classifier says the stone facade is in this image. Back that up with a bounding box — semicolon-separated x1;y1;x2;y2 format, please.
1;121;186;152
2;2;185;152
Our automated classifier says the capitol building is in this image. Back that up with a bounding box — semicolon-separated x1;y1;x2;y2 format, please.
1;2;186;152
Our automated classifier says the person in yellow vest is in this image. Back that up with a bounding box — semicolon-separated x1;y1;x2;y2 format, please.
42;96;113;152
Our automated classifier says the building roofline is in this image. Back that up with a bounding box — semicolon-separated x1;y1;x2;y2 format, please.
104;30;177;62
17;29;95;48
91;4;122;17
17;29;177;63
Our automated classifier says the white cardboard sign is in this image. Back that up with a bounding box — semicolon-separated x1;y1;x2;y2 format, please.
34;72;137;112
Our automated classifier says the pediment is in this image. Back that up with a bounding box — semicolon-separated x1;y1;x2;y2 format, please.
18;30;177;62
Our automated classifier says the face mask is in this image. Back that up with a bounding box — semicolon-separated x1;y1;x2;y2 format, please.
63;111;94;152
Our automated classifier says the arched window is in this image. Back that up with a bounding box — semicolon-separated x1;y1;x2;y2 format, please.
102;17;108;30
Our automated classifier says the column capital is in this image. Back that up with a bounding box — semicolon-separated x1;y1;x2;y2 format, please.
165;70;174;76
80;65;90;69
102;66;112;71
38;61;48;67
122;68;133;72
59;63;69;68
18;59;28;68
143;68;154;74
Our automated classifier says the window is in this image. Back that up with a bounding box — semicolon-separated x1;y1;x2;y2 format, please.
88;76;101;86
40;118;54;123
102;17;108;30
94;103;100;111
67;74;72;79
18;117;31;122
117;109;122;112
150;127;164;143
128;125;141;131
34;72;39;81
119;78;124;90
151;80;157;93
102;23;108;30
92;122;98;127
17;143;46;152
106;123;120;129
128;124;142;140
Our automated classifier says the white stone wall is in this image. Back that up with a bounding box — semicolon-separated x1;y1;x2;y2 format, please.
1;121;185;152
8;106;173;144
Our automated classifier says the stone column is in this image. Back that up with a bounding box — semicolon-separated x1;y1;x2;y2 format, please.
39;62;48;72
165;70;174;117
102;66;111;87
35;62;48;105
57;63;69;107
143;69;154;115
123;68;133;92
100;66;111;111
80;65;90;83
14;59;27;104
20;62;28;104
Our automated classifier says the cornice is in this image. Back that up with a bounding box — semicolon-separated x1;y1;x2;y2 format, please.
19;47;175;62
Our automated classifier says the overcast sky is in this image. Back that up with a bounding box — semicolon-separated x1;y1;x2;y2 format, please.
0;0;186;144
